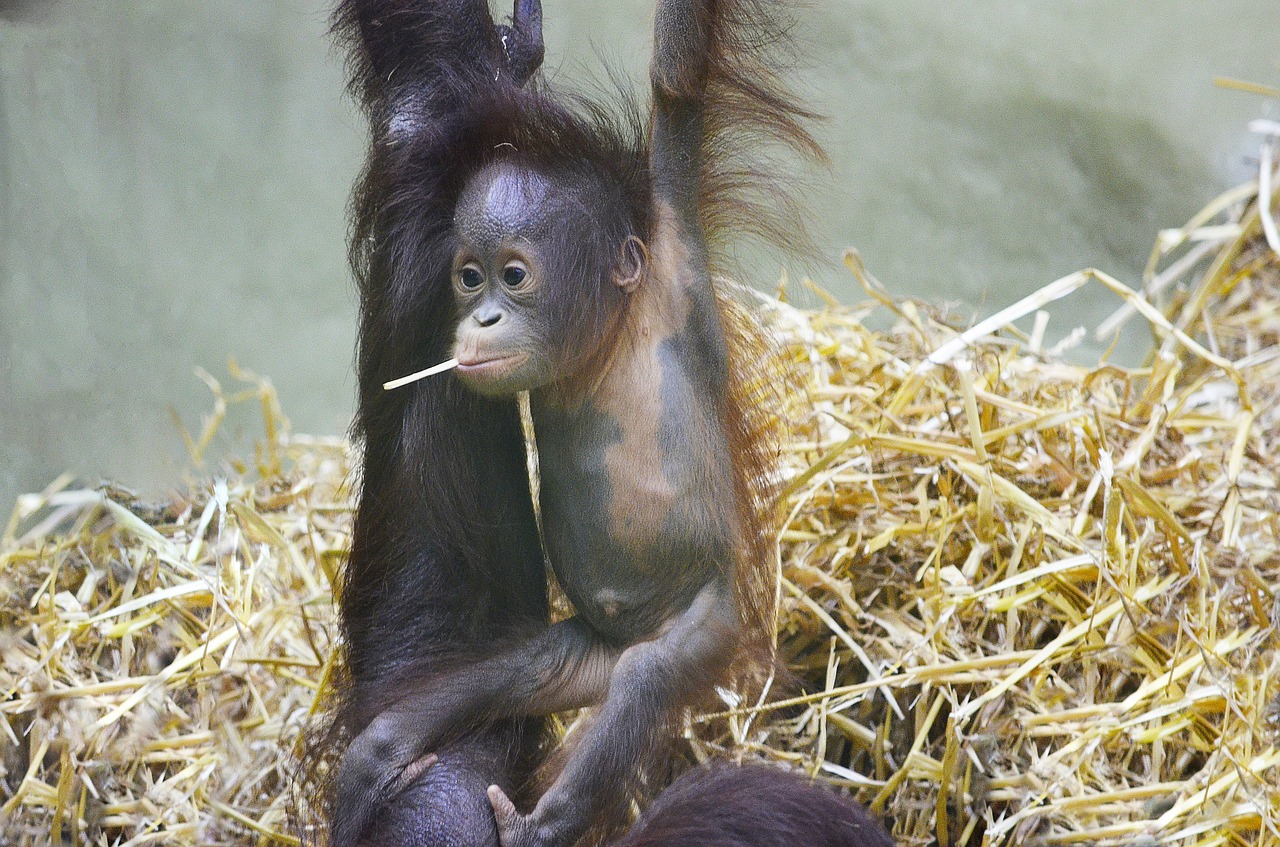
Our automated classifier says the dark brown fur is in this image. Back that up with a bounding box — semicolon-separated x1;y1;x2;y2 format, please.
305;2;556;845
616;765;896;847
316;2;823;846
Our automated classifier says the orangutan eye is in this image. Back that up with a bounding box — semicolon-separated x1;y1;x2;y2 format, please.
459;265;484;290
501;263;528;288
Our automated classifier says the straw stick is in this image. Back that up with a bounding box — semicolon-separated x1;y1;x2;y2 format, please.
382;358;459;390
3;174;1279;846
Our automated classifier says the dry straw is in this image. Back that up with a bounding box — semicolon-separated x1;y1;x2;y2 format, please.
3;176;1278;845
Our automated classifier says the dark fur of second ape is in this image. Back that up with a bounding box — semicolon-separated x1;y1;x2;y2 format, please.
310;2;558;846
615;765;897;847
331;1;824;846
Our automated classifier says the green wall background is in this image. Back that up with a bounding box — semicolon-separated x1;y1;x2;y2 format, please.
1;1;1275;508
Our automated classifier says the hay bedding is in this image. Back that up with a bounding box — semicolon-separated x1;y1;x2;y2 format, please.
2;178;1278;846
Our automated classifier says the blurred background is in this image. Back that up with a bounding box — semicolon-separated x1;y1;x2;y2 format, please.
1;0;1276;511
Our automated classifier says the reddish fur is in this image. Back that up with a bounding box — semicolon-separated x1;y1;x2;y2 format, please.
307;1;826;844
655;0;826;658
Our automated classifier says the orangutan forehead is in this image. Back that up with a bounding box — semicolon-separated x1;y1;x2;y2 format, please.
454;164;556;250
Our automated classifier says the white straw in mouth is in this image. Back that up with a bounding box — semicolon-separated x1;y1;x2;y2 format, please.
383;358;459;390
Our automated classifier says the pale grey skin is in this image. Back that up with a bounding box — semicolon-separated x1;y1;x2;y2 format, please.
333;3;744;846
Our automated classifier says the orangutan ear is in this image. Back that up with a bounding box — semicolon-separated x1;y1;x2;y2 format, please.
613;235;648;294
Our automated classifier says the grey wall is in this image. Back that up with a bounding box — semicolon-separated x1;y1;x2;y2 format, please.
1;2;362;508
1;1;1276;510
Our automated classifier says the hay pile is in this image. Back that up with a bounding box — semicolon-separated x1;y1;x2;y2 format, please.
2;177;1278;846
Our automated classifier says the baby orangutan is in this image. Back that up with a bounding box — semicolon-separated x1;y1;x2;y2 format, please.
332;0;822;845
